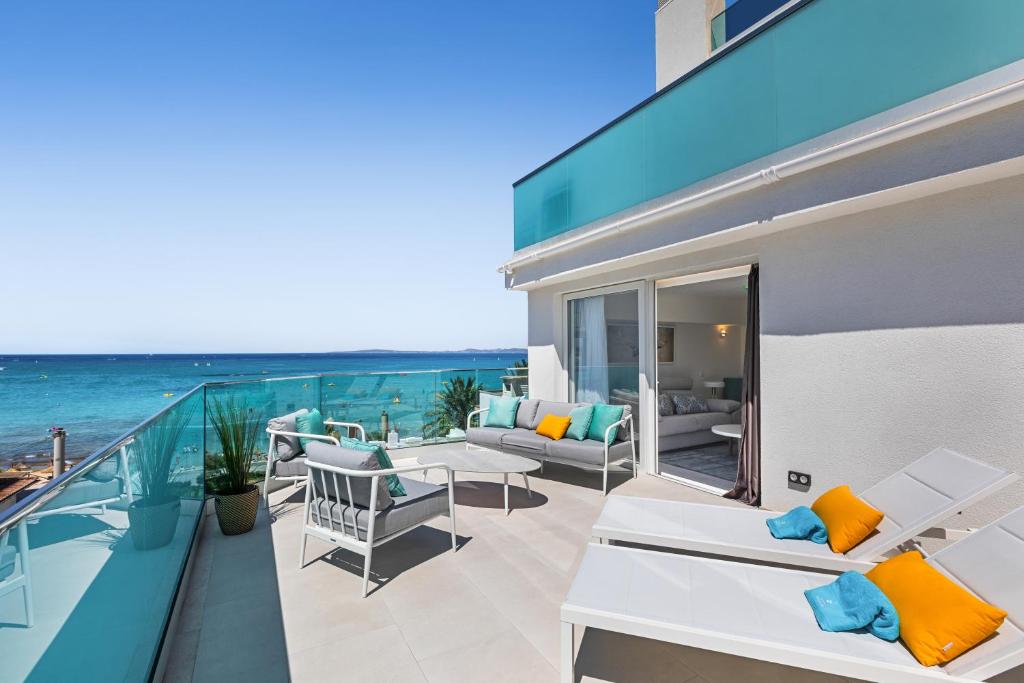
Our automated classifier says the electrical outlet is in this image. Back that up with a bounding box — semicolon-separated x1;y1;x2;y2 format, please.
788;470;812;492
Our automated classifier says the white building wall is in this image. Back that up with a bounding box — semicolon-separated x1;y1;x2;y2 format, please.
655;0;721;90
524;175;1024;528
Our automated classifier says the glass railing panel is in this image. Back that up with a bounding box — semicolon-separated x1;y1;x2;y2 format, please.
321;371;437;446
710;9;727;50
513;0;1024;250
0;388;204;682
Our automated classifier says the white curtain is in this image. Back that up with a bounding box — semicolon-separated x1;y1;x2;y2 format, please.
573;296;608;403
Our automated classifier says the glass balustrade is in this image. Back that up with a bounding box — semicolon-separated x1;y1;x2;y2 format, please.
0;366;510;680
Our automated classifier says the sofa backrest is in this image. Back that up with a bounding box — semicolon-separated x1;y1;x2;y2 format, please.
267;408;310;461
531;400;583;429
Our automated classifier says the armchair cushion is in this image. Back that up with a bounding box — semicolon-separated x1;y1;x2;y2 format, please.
304;441;392;511
466;426;508;449
294;409;327;450
271;455;308;478
310;476;448;542
267;408;310;461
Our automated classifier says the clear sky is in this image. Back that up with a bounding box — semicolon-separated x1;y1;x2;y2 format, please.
0;1;654;353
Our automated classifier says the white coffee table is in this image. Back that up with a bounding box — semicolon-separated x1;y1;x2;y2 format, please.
711;423;742;456
417;450;541;516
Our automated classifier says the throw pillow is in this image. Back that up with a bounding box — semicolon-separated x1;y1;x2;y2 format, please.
266;408;310;460
536;414;572;440
867;551;1007;666
672;394;708;415
811;485;884;553
657;393;674;417
484;396;521;428
587;403;625;444
338;436;407;497
565;405;594;440
294;408;327;450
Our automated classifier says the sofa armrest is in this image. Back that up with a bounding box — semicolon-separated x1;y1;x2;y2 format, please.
467;407;489;429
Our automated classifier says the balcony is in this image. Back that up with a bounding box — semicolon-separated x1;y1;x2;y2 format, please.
512;0;1024;251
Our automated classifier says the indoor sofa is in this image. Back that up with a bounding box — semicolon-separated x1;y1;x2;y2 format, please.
466;399;636;494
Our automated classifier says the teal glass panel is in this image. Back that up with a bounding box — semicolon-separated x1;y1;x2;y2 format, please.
513;0;1024;250
321;371;437;443
0;389;205;681
710;10;726;51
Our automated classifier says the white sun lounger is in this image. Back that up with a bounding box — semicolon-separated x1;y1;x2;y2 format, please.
563;506;1024;682
592;448;1017;571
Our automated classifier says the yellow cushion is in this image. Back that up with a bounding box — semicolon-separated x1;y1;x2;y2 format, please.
811;485;884;553
867;551;1007;666
535;414;571;440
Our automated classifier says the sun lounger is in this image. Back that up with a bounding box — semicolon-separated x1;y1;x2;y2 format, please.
563;506;1024;682
592;447;1016;571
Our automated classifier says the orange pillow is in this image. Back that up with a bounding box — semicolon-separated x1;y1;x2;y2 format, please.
535;414;571;440
867;551;1007;666
811;485;884;553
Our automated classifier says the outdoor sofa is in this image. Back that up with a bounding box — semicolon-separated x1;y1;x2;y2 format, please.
466;399;637;494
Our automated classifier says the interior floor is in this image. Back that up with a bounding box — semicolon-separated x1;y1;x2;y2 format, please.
659;441;736;490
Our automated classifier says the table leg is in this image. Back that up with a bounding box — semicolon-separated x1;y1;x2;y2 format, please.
523;472;532;498
504;473;509;515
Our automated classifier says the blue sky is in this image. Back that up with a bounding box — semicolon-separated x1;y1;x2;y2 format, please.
0;1;653;353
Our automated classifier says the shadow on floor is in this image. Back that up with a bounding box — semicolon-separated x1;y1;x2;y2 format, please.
451;479;549;511
529;461;636;495
311;524;470;597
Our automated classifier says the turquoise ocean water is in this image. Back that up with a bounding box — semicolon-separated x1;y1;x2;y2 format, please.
0;352;524;463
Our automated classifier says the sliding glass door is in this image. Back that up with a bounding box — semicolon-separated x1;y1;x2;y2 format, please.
566;286;641;428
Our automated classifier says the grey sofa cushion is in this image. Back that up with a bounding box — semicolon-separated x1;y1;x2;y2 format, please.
267;408;310;461
272;455;308;478
305;441;392;511
466;426;508;449
514;399;540;429
546;438;634;467
500;429;550;455
531;401;581;429
657;393;675;417
310;476;448;542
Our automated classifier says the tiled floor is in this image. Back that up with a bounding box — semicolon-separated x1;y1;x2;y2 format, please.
163;443;858;683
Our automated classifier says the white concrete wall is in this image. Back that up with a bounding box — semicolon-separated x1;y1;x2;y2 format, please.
524;175;1024;528
655;0;720;90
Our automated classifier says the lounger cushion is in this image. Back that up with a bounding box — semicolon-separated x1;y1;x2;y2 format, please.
536;414;572;440
501;429;550;455
267;408;310;461
812;485;884;553
466;426;508;449
271;455;308;478
310;476;448;542
867;551;1007;666
305;442;392;511
514;399;540;429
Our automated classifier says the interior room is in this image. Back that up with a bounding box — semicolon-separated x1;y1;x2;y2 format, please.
655;274;747;491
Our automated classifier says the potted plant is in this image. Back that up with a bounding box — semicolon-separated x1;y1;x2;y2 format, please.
207;397;263;536
128;402;196;550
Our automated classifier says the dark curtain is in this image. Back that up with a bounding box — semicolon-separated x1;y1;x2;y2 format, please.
725;264;760;506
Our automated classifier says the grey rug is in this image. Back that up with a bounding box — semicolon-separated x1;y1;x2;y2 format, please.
659;443;737;483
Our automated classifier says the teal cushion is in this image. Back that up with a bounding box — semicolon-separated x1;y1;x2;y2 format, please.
587;403;624;444
338;436;407;497
484;396;521;428
565;405;594;441
295;409;326;450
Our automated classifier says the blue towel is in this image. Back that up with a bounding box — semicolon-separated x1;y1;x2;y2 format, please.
804;571;900;641
766;506;828;544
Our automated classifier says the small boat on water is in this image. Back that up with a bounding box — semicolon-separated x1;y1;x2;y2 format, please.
163;392;175;397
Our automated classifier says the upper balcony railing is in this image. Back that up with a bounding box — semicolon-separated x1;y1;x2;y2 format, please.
512;0;1024;251
0;367;510;681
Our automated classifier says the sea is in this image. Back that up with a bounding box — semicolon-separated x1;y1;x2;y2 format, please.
0;352;524;465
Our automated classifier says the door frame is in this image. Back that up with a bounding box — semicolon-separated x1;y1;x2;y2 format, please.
652;264;752;493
